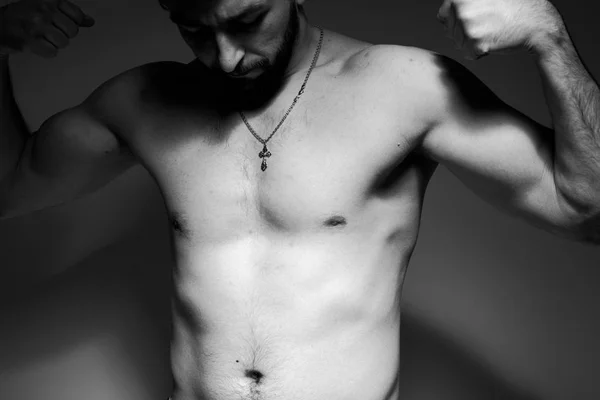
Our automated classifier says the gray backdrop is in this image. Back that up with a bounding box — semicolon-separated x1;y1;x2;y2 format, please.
1;0;599;399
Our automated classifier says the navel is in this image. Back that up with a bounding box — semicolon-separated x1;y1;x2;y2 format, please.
245;369;265;384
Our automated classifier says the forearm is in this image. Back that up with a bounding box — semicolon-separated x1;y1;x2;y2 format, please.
0;56;30;184
532;18;600;219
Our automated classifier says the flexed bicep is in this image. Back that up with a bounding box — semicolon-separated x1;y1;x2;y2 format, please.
419;54;580;239
1;101;137;219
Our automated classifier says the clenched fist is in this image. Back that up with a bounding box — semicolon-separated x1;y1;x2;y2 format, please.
0;0;95;58
437;0;564;60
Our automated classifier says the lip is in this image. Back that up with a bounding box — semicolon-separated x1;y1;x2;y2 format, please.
228;69;261;79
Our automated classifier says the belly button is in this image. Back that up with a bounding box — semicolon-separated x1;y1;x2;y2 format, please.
245;369;264;383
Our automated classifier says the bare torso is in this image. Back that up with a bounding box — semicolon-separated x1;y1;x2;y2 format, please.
117;29;438;400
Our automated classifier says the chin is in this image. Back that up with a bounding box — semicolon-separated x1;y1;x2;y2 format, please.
233;69;276;91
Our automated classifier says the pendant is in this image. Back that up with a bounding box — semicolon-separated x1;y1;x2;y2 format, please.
258;144;272;171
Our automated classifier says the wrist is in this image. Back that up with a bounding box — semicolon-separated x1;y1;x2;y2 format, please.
529;11;569;59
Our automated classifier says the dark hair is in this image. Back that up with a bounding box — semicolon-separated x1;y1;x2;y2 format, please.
160;1;305;16
159;0;305;12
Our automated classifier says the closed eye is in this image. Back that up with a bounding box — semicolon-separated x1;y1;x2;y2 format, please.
229;12;266;31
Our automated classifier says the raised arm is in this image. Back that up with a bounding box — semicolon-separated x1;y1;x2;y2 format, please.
418;53;576;238
419;0;600;243
0;73;139;219
0;0;137;219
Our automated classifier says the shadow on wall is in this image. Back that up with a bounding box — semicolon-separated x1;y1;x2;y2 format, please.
400;309;539;400
0;231;175;400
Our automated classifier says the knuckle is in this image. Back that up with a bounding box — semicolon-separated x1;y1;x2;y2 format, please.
463;28;476;40
456;5;474;19
473;42;489;55
66;25;79;38
30;13;46;25
65;20;80;36
24;23;42;39
24;24;43;40
29;31;45;43
52;37;68;48
46;29;69;47
37;2;56;17
58;1;85;23
52;17;79;37
463;22;483;40
27;14;51;34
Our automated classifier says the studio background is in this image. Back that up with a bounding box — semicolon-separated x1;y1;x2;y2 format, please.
1;0;599;399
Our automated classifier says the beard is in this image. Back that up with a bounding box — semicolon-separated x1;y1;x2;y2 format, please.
214;3;300;111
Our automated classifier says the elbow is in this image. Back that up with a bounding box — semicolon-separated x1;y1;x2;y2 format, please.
556;183;600;244
567;209;600;245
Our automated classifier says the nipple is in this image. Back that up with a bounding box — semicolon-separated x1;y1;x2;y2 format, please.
324;215;347;227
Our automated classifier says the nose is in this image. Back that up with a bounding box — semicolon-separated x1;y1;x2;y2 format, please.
215;32;244;73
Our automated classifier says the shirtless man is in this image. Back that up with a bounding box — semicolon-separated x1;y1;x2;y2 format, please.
1;0;599;399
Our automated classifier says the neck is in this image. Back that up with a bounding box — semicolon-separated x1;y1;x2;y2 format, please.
230;14;321;112
283;15;320;79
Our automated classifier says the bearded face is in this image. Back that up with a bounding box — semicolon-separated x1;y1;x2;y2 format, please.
162;0;302;109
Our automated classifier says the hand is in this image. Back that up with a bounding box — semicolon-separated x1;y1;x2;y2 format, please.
0;0;95;58
436;0;564;60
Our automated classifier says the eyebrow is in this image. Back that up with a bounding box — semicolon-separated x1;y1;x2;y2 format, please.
170;4;265;27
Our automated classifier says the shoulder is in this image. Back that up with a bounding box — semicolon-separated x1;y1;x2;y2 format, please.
341;45;447;124
346;45;460;91
323;35;442;94
348;44;478;85
342;44;438;80
346;44;497;125
340;44;446;107
85;61;189;108
81;61;192;135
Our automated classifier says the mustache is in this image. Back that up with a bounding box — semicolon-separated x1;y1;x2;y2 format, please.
232;59;269;75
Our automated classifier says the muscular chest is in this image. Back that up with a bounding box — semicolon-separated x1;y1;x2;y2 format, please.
132;72;431;241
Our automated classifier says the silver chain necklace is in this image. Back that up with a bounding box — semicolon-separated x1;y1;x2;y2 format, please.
239;27;324;171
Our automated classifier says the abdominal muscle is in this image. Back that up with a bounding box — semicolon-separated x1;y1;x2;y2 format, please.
169;229;409;400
